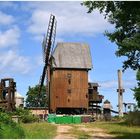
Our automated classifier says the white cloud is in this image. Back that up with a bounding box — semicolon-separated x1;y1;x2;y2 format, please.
28;10;50;35
0;50;31;74
0;11;15;25
100;80;117;89
100;80;136;90
0;26;20;48
27;2;113;40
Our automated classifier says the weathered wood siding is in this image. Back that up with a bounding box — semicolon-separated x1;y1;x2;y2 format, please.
50;69;88;112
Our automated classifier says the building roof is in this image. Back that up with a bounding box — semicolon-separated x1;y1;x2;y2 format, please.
104;99;110;104
15;92;24;98
88;83;99;88
52;42;92;69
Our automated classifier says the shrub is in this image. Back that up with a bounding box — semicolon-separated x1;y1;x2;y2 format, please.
9;108;39;123
21;114;39;123
125;111;140;126
0;112;25;138
0;112;12;124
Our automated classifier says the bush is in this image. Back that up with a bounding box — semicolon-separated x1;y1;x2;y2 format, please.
0;112;25;138
21;114;39;123
9;108;39;123
125;111;140;126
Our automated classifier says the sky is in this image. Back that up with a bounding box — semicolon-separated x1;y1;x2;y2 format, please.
0;1;137;112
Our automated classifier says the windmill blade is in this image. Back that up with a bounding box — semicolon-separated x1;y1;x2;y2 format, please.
50;20;57;57
39;65;47;93
38;14;56;95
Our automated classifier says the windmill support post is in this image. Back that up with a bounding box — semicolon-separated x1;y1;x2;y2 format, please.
117;70;125;117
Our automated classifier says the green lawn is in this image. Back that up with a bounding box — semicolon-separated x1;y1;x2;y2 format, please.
87;121;140;139
21;122;57;139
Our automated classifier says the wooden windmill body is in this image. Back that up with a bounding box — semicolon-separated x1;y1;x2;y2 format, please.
50;43;92;114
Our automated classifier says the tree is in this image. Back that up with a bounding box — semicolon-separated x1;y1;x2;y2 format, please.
26;85;48;107
83;1;140;71
133;70;140;108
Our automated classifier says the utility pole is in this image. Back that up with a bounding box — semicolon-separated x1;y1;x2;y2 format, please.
117;70;125;117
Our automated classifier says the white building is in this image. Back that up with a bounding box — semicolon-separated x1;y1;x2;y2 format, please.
15;92;24;108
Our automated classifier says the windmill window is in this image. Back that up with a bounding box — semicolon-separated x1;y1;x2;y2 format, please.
67;89;71;94
68;79;71;84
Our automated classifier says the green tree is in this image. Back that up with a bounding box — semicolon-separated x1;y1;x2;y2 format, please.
83;1;140;107
83;1;140;71
26;85;48;107
133;70;140;108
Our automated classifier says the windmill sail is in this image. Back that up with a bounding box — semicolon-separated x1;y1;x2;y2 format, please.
39;15;57;95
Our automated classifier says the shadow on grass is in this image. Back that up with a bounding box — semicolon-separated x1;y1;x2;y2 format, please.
111;132;140;139
107;122;140;139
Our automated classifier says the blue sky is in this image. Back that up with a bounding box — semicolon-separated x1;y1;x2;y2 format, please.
0;1;137;112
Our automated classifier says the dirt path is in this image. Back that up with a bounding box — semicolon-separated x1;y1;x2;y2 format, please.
54;124;115;139
54;125;76;139
92;128;114;139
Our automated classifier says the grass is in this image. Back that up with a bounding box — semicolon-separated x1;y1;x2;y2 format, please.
86;121;140;139
1;119;139;139
68;121;140;139
21;122;57;139
0;123;25;139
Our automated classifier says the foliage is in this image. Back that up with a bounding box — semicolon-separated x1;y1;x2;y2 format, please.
21;114;39;123
9;108;39;123
111;115;126;122
21;122;57;139
125;111;140;126
26;85;48;107
0;112;13;125
83;1;140;71
133;69;140;107
0;112;25;138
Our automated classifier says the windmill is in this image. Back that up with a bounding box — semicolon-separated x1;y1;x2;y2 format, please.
38;15;57;107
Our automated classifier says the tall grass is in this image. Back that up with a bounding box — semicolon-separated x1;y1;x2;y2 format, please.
0;123;25;139
21;122;57;139
0;112;25;139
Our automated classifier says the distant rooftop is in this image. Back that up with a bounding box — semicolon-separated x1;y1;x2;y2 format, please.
15;92;24;98
88;83;99;87
53;42;92;69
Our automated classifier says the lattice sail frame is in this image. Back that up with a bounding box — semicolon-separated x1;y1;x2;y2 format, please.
38;15;57;95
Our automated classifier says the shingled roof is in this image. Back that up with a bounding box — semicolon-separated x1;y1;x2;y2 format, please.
52;42;92;69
